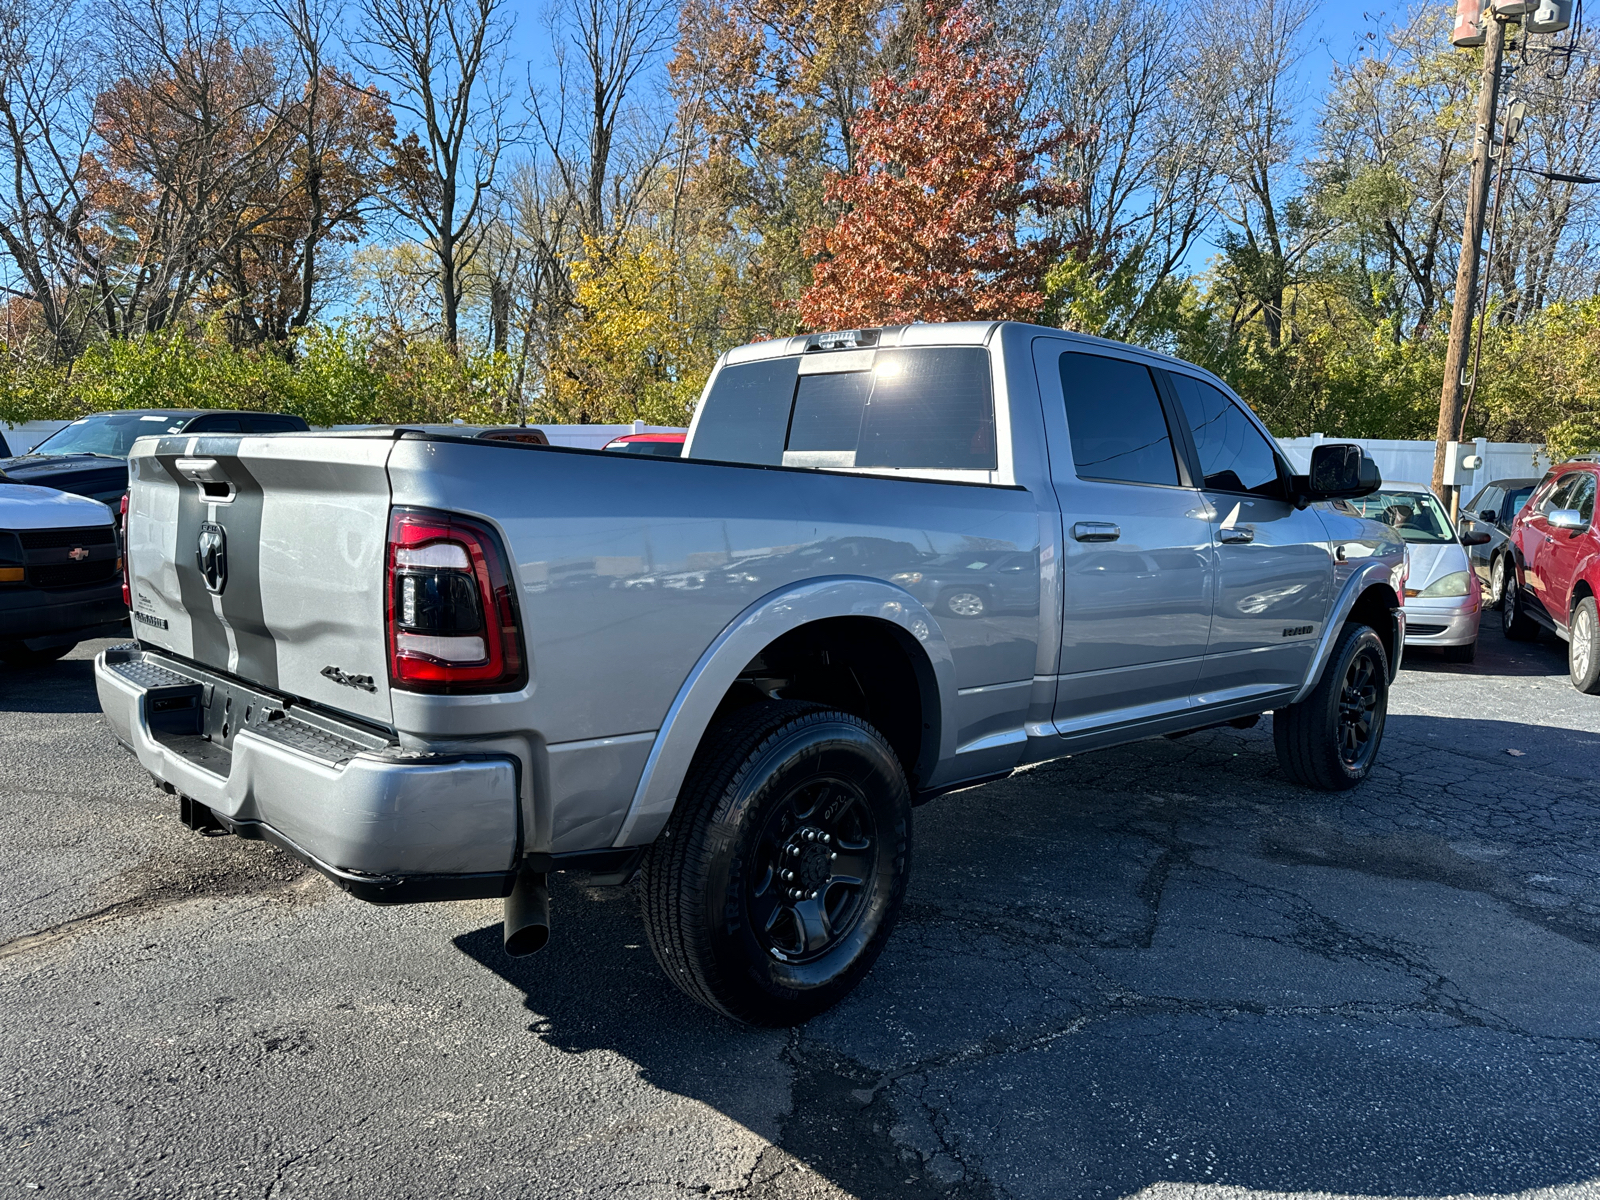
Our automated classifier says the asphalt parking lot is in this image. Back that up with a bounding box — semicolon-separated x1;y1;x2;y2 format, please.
4;624;1600;1200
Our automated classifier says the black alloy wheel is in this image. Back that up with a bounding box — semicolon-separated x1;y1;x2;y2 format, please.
641;700;911;1025
1335;643;1384;772
1274;622;1390;790
748;780;878;963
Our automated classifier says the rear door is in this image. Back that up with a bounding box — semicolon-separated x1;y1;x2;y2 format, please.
1034;341;1215;733
125;432;396;724
1522;472;1579;607
1164;370;1333;701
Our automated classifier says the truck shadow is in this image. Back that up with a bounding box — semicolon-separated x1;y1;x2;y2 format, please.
455;710;1600;1200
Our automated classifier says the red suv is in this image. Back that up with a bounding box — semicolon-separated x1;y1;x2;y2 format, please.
1503;461;1600;691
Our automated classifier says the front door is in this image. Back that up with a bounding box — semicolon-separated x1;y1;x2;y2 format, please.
1164;371;1334;702
1034;342;1215;734
1539;471;1596;628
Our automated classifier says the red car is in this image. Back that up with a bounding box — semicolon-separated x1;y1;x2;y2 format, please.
1503;460;1600;691
600;432;685;458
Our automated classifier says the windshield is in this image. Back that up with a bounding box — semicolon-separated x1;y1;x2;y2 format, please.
1347;489;1456;544
30;412;188;457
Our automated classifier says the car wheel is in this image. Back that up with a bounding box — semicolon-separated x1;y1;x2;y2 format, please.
0;641;74;667
942;590;986;618
1442;640;1477;664
1485;556;1504;608
1569;597;1600;694
1273;622;1389;791
640;700;911;1026
1501;559;1540;641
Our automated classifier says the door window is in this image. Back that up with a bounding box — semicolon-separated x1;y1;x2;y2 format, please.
1503;485;1536;523
1539;473;1582;515
1569;475;1596;525
1058;352;1180;486
1468;486;1501;520
1168;373;1285;498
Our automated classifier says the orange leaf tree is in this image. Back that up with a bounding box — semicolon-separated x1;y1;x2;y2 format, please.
799;1;1081;329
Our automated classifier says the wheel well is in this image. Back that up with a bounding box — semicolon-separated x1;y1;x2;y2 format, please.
1574;579;1594;617
709;617;937;790
1348;583;1402;673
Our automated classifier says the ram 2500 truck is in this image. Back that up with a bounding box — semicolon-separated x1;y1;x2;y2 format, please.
95;321;1402;1025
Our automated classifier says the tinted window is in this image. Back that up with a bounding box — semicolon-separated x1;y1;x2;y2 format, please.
1571;475;1596;524
855;348;995;470
690;358;800;465
786;371;873;461
247;414;309;433
1504;485;1535;521
1058;352;1179;486
1467;485;1500;518
1541;473;1582;514
187;415;242;433
1169;373;1283;497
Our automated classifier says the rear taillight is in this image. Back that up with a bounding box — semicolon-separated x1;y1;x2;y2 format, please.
386;507;525;693
119;493;131;608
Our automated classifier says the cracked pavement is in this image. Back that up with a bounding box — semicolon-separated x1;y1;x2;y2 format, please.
3;623;1600;1199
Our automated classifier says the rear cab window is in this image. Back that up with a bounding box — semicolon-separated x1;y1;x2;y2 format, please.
687;342;1001;481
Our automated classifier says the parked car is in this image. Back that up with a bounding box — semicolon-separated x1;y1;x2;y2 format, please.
601;432;686;456
1345;483;1489;663
1;480;128;666
0;409;309;506
96;321;1403;1025
1503;461;1600;692
1460;476;1541;606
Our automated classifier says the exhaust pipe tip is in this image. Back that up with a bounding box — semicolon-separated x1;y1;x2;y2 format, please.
503;868;550;957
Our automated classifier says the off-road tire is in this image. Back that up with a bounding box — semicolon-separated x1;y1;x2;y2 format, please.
1273;622;1390;791
0;641;74;667
1442;640;1477;664
1569;596;1600;694
640;700;911;1026
1502;559;1540;641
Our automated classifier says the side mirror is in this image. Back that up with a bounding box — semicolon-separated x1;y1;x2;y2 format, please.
1478;509;1498;523
1459;530;1492;546
1548;508;1587;531
1301;443;1382;501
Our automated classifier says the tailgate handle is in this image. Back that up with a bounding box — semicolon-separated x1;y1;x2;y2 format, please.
175;457;235;503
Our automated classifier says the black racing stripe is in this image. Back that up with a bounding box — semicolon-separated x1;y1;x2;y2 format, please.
154;451;231;668
210;453;279;688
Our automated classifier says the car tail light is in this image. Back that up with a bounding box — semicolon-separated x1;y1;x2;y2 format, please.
120;494;132;608
386;507;526;693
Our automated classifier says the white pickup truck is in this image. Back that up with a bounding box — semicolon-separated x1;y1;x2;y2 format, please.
95;321;1403;1024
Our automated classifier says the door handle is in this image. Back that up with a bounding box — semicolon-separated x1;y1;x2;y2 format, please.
1218;525;1255;545
1072;522;1120;543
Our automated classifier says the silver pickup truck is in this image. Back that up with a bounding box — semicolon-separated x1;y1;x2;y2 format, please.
95;321;1403;1025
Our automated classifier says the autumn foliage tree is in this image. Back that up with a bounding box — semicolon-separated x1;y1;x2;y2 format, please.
799;1;1080;328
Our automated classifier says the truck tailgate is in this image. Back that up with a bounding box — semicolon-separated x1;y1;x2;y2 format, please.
126;433;396;726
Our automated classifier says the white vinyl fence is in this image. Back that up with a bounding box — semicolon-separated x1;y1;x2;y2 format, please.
1277;435;1551;494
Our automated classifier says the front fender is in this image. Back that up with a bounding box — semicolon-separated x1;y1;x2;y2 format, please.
1291;558;1403;704
610;576;959;848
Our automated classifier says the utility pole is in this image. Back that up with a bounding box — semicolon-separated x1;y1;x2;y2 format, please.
1433;15;1507;503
